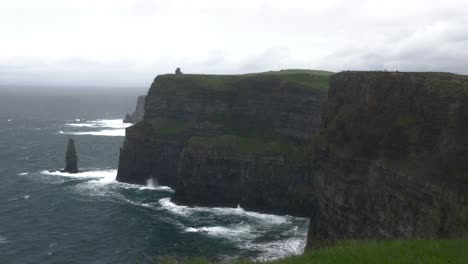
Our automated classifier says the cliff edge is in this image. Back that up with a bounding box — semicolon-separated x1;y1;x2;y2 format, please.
124;95;146;123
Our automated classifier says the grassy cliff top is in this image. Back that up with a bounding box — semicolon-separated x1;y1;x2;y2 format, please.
153;69;333;92
185;134;310;161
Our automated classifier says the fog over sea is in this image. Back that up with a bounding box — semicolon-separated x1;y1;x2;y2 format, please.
0;87;309;263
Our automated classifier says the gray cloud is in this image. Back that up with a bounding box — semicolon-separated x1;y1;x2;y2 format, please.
1;0;467;87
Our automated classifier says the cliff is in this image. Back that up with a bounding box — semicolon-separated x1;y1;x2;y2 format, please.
124;95;146;123
117;70;330;188
117;70;467;248
308;71;468;246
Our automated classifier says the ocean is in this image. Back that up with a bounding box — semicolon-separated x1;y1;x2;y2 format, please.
0;88;309;263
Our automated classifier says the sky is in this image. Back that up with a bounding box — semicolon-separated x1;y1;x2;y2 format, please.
1;0;468;87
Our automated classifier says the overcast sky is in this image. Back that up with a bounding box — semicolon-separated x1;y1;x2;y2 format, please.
1;0;467;87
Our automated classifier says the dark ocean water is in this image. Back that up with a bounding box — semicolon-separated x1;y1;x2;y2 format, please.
0;90;309;264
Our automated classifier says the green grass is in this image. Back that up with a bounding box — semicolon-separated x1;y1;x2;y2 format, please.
150;239;467;264
156;69;333;92
186;134;310;161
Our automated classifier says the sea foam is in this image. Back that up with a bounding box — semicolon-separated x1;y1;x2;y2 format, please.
60;119;131;137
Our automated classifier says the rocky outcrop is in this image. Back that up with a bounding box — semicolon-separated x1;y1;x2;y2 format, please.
62;138;78;173
308;71;468;247
124;95;146;123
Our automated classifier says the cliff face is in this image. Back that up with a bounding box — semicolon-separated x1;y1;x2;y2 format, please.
308;71;468;246
117;70;467;248
124;95;146;123
117;70;330;188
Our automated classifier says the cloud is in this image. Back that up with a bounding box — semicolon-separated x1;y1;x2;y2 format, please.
0;0;467;86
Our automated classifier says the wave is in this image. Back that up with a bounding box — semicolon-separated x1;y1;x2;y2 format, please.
65;119;131;129
17;172;29;176
60;119;131;137
0;235;8;244
158;198;290;224
60;129;126;137
41;169;117;183
185;225;255;241
40;169;174;196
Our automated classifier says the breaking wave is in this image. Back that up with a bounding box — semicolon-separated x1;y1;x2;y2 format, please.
0;235;8;244
60;119;131;137
158;198;289;224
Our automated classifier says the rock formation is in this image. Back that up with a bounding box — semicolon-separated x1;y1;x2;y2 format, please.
62;138;78;173
307;71;468;247
116;70;468;248
124;95;146;123
175;68;182;75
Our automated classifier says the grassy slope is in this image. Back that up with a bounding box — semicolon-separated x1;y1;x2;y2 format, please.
153;239;467;264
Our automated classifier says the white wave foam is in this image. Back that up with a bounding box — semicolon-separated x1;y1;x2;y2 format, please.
185;225;254;240
0;236;8;244
61;129;126;137
158;198;289;224
17;172;29;175
41;169;117;184
65;119;131;129
61;119;131;137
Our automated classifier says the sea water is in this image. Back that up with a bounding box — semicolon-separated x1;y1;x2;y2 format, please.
0;88;309;263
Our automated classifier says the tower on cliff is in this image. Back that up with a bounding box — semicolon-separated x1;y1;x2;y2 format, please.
63;138;79;173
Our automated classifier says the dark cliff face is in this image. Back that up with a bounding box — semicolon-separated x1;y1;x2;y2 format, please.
117;70;467;248
308;71;468;247
63;138;78;173
117;70;330;188
124;95;146;123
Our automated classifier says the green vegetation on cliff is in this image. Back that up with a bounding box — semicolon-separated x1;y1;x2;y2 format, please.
152;239;467;264
186;134;311;161
155;69;332;92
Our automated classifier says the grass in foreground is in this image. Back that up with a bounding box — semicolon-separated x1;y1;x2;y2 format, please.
149;239;467;264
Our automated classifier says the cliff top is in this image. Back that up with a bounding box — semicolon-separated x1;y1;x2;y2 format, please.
152;69;333;92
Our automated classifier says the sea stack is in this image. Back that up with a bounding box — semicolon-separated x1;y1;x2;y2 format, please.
63;138;78;173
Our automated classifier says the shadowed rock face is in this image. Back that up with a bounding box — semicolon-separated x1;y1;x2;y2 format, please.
124;95;146;123
308;71;468;247
116;70;468;248
117;70;330;187
63;138;78;173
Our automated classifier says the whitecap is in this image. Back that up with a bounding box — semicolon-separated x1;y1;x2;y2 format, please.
135;178;175;192
24;195;30;199
59;129;126;137
17;172;29;176
61;119;131;137
158;198;290;224
41;169;117;183
185;225;255;241
65;119;131;129
0;236;8;244
7;119;12;122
